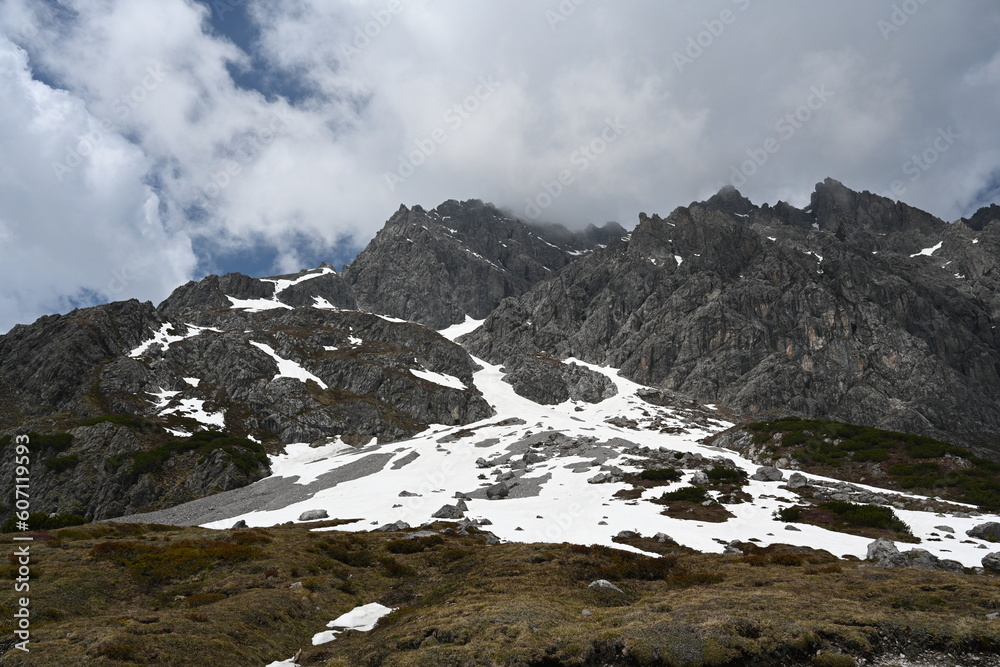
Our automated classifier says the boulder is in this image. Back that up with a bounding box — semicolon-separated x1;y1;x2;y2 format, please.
431;504;465;519
983;552;1000;573
231;519;248;529
786;472;808;489
298;509;329;521
967;522;1000;541
374;520;411;532
486;482;509;499
751;466;784;482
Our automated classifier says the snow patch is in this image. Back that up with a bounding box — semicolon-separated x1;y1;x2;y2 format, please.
910;241;943;258
262;267;335;295
227;296;292;312
438;315;485;341
312;603;396;645
250;342;329;390
411;368;467;390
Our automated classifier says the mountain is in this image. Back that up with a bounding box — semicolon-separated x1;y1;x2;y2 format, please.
464;179;1000;451
5;182;1000;665
342;199;626;328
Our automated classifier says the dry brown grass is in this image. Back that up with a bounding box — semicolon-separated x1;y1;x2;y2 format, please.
0;523;998;666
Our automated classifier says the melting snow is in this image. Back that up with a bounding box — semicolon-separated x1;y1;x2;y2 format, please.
262;267;335;295
129;323;220;358
411;368;467;390
311;603;396;646
312;296;338;310
674;255;683;266
250;342;329;390
182;377;200;387
910;241;943;258
157;396;226;429
191;354;1000;569
227;296;292;312
438;315;485;341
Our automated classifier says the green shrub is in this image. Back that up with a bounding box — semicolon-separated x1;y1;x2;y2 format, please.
852;448;890;462
775;507;803;523
705;466;746;484
639;468;683;482
44;454;80;473
821;501;911;534
659;486;708;503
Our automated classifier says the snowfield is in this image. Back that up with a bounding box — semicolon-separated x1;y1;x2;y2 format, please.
199;356;1000;568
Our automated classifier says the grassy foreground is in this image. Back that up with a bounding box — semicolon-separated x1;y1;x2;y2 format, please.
1;522;1000;666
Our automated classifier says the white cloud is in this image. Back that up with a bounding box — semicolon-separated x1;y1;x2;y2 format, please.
0;36;194;330
0;0;998;331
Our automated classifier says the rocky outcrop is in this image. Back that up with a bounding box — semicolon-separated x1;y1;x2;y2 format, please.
342;199;625;329
501;356;617;405
463;179;1000;449
865;538;965;574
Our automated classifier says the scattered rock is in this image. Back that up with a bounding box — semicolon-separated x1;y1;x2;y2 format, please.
785;525;801;532
588;579;624;594
374;520;411;532
690;470;709;485
231;519;247;529
983;552;1000;572
967;522;1000;541
298;509;329;521
935;525;955;534
653;532;673;543
486;482;509;499
866;538;965;573
581;610;592;616
751;466;784;482
431;504;465;519
398;490;420;497
615;530;639;540
786;472;808;489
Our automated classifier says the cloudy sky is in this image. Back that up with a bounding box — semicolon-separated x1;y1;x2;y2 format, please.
1;0;999;332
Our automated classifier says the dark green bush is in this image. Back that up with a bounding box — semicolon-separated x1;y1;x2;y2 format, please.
821;501;911;534
639;468;683;482
775;507;803;522
44;454;80;473
659;486;709;503
705;466;746;484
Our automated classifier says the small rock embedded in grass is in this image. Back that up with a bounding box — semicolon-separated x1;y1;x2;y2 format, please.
588;580;624;594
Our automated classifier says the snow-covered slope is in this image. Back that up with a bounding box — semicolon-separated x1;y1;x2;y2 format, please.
194;351;1000;569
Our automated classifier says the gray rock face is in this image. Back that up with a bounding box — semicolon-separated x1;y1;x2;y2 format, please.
298;509;329;521
342;199;625;329
968;522;1000;541
501;356;617;405
463;179;1000;448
